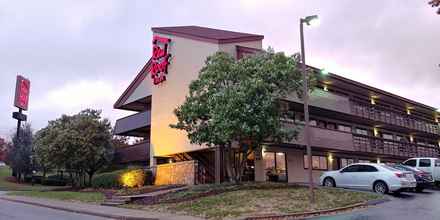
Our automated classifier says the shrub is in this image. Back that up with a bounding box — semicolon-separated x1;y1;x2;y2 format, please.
92;167;153;189
91;170;125;189
42;178;67;186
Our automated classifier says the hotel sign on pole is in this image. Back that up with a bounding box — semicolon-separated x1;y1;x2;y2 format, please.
150;36;171;85
14;75;30;110
12;75;30;136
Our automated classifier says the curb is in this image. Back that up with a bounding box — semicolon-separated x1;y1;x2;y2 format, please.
241;198;390;220
0;197;157;220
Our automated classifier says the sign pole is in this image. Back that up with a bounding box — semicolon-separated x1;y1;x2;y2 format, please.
16;109;22;139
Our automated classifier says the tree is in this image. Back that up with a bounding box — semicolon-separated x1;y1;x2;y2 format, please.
6;124;33;182
171;50;312;182
430;0;440;14
34;109;114;187
0;137;7;162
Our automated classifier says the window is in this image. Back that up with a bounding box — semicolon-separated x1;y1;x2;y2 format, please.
317;120;326;128
435;159;440;167
326;122;336;130
264;152;287;182
355;128;368;136
339;158;354;168
403;159;416;167
419;159;431;167
304;155;328;170
341;165;360;172
382;133;393;140
337;125;352;133
359;165;378;172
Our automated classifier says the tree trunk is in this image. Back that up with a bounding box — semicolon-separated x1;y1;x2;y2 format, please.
224;144;236;183
88;172;94;187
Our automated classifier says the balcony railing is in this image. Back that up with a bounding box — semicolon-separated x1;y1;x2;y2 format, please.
114;110;150;136
114;141;149;164
351;102;440;135
353;134;438;158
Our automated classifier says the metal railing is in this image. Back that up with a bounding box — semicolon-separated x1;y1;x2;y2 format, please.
353;134;438;157
351;102;439;135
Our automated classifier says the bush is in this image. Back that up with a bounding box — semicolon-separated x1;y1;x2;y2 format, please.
42;178;67;186
92;170;125;189
92;168;153;189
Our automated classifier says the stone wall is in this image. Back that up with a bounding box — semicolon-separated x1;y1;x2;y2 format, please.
154;160;196;185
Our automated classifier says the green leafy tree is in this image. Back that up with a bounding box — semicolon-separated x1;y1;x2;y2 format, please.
7;124;34;182
0;137;7;162
34;109;114;187
171;50;312;182
430;0;440;14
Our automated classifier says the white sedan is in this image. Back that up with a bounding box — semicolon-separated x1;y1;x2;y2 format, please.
319;163;416;194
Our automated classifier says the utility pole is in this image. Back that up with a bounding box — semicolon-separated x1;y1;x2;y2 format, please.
299;15;319;204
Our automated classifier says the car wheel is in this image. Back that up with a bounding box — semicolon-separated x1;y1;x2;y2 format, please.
373;181;388;194
416;187;424;193
323;177;335;187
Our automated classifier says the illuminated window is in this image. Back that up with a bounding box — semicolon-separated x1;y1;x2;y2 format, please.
304;155;328;170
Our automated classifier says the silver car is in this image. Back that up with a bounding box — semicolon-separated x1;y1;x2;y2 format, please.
319;163;417;194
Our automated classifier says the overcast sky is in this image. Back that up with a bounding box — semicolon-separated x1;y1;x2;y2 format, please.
1;0;439;139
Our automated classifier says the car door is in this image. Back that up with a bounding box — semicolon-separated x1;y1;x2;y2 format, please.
356;165;379;190
337;165;360;188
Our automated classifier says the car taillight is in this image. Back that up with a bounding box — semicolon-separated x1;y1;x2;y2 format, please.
395;172;405;178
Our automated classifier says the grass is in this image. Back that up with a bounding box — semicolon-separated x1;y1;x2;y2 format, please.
7;191;105;204
0;166;66;191
125;183;382;220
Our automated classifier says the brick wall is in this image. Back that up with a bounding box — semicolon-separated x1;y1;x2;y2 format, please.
154;160;196;185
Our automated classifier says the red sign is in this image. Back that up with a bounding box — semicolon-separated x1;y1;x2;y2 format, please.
150;36;171;85
14;75;30;110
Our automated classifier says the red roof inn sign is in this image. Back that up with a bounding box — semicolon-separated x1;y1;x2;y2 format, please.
14;75;30;110
150;36;171;85
12;75;30;134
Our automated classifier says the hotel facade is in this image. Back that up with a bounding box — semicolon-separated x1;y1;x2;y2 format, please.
113;26;440;184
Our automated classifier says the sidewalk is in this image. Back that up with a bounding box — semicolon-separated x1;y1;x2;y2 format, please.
0;194;203;220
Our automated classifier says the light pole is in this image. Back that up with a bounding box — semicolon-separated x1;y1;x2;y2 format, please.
300;15;319;204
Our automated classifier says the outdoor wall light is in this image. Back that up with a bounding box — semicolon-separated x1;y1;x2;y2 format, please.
328;154;333;162
410;135;414;143
373;127;379;137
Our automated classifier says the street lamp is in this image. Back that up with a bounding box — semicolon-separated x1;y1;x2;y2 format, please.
300;14;319;204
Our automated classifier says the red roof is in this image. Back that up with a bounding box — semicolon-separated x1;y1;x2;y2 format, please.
151;26;264;44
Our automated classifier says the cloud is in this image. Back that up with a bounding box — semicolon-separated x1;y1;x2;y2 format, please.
33;80;120;112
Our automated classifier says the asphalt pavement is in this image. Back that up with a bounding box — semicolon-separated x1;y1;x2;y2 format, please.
309;189;440;220
0;191;110;220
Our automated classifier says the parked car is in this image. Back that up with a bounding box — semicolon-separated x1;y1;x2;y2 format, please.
391;164;433;192
402;158;440;182
0;161;5;167
319;163;416;194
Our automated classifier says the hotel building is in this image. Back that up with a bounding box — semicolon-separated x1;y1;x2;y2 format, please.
113;26;440;184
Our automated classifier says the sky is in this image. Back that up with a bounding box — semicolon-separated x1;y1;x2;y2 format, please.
0;0;439;139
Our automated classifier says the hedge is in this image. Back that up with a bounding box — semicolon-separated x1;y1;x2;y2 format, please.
92;168;155;189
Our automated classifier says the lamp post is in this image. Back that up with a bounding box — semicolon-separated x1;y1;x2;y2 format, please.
300;15;319;204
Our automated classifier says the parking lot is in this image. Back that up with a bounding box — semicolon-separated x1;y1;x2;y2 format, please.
311;189;440;220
